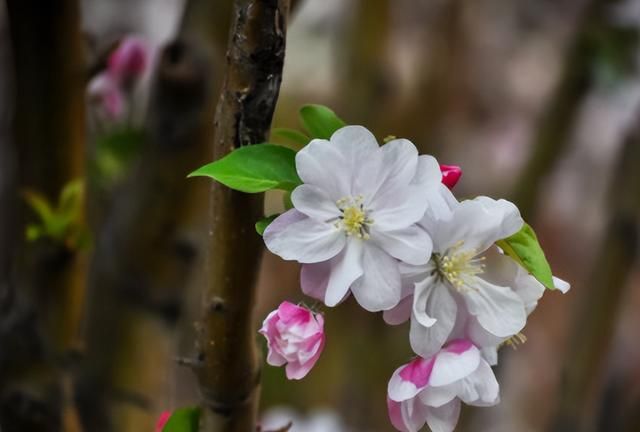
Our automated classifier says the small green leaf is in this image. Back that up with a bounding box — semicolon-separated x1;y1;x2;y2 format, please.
496;223;555;290
299;104;346;140
189;144;301;193
162;407;200;432
271;128;310;148
23;190;54;224
255;214;280;235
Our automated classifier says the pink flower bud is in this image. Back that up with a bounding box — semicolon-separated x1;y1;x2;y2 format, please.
154;411;171;432
108;36;149;84
259;301;325;380
87;73;125;120
440;164;462;189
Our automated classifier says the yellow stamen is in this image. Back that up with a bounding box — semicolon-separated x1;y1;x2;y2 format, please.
502;332;527;350
435;240;485;291
336;196;373;239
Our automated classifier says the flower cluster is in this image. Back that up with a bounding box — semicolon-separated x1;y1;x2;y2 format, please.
254;123;569;431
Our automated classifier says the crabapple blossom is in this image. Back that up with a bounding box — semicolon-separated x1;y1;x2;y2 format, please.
259;301;325;380
384;196;531;358
264;126;449;312
387;340;499;432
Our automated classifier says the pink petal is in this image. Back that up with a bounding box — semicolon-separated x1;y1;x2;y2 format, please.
108;36;149;82
387;398;410;432
439;164;462;189
399;357;435;388
277;301;312;325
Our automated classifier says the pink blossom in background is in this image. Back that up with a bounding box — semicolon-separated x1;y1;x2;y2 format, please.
154;411;171;432
259;301;325;380
387;340;499;432
87;73;125;120
108;36;149;84
439;164;462;190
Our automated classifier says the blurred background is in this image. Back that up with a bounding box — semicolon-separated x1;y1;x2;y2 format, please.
1;0;639;431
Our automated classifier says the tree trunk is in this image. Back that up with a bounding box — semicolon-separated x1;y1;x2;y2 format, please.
191;1;289;431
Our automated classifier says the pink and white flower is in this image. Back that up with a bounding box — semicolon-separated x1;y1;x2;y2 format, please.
387;340;499;432
259;301;325;380
264;126;448;312
87;73;125;120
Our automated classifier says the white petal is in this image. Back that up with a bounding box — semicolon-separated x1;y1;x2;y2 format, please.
432;197;523;254
480;346;499;366
384;295;413;325
429;344;480;387
410;281;457;358
264;210;345;263
372;225;433;266
370;185;430;230
360;138;419;201
291;184;341;222
295;139;350;201
463;277;526;337
423;184;458;223
350;243;401;311
325;239;364;306
400;398;429;432
418;384;458;408
300;239;364;306
553;276;571;293
457;360;500;406
425;400;461;432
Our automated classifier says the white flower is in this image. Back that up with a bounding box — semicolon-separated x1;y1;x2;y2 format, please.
384;196;531;357
264;126;447;312
387;340;499;432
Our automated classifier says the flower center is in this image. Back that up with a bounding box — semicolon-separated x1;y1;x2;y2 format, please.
434;240;485;291
335;195;373;239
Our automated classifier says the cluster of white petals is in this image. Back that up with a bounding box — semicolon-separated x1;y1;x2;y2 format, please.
261;125;569;431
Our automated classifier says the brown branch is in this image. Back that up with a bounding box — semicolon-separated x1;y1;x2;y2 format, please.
550;117;640;431
0;1;86;431
191;1;289;431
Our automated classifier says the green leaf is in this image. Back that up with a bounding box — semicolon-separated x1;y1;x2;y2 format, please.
283;191;293;210
255;214;280;235
188;144;301;193
58;179;84;217
271;127;310;148
23;190;54;224
299;104;346;140
162;407;200;432
496;223;555;290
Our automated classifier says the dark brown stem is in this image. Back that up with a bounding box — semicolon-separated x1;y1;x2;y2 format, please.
0;1;86;431
192;1;289;431
550;117;640;431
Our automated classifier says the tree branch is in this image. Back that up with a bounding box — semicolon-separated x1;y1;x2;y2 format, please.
191;1;289;431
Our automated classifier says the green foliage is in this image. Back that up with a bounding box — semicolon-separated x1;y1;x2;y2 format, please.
496;223;555;290
189;143;301;193
271;127;310;148
24;179;91;250
256;214;280;235
162;407;201;432
299;104;346;140
93;127;145;186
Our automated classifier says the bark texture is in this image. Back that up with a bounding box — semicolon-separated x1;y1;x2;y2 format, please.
192;1;289;431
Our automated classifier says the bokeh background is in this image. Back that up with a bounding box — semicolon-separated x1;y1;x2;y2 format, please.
1;0;639;431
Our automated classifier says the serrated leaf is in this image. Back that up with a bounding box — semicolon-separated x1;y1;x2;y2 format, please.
189;144;301;193
496;223;555;290
299;104;346;140
162;407;200;432
271;128;310;148
255;214;280;235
